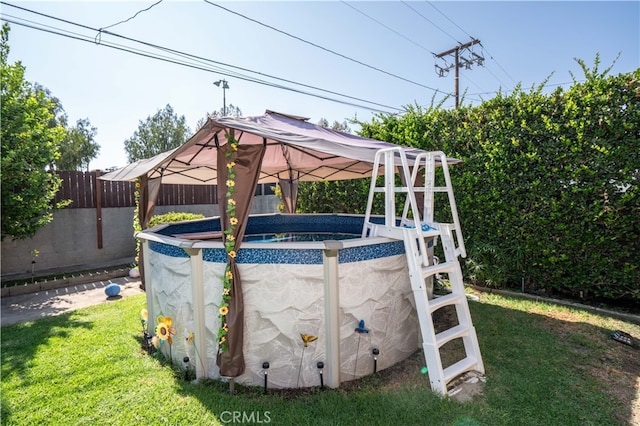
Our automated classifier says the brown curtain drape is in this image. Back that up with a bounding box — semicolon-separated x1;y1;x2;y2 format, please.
278;177;299;214
139;176;162;230
137;176;162;288
216;141;266;377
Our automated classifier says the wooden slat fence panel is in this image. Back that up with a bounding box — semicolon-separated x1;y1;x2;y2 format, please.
55;173;91;208
156;184;218;206
55;171;75;206
99;179;136;208
53;171;220;208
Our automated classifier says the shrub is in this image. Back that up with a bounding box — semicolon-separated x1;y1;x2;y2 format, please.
349;58;638;303
147;212;205;228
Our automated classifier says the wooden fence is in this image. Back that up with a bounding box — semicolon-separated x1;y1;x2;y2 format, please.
54;171;274;209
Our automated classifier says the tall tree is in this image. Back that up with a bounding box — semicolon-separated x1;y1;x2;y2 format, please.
195;104;243;131
1;24;67;240
56;118;100;171
124;104;191;162
317;118;351;133
33;83;67;129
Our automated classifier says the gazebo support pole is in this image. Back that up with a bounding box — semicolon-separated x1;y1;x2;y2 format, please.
142;240;155;339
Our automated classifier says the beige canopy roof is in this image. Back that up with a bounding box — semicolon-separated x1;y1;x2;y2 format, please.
101;110;461;379
100;111;454;184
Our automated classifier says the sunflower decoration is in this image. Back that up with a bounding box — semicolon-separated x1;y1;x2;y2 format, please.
300;333;318;348
217;134;239;354
297;332;319;387
155;315;177;345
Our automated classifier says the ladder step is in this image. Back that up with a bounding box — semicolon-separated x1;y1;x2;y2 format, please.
422;261;457;277
371;187;412;193
371;186;449;193
367;226;405;239
367;224;441;240
417;186;450;193
428;293;464;313
405;227;440;238
435;324;469;348
442;357;479;384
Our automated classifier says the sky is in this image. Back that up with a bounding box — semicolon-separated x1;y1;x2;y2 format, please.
2;1;638;170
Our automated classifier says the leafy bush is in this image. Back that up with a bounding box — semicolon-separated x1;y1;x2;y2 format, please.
133;211;205;268
147;211;205;228
311;57;638;303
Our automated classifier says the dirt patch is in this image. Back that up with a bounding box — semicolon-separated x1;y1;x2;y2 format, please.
533;305;640;425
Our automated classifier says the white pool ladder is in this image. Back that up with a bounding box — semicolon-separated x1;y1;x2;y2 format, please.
362;148;484;395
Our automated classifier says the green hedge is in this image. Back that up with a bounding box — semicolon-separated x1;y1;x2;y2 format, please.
301;60;639;303
133;211;205;266
147;211;205;228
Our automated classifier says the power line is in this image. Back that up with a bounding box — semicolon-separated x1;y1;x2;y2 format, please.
479;43;518;86
407;3;494;93
477;56;508;88
341;0;436;55
340;0;489;96
425;1;473;40
1;2;405;113
100;0;163;30
424;1;510;88
203;0;446;95
401;1;459;45
424;1;515;86
0;16;401;114
343;1;487;98
340;0;491;95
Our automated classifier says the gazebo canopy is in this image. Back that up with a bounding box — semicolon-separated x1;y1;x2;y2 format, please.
100;110;452;184
99;110;460;379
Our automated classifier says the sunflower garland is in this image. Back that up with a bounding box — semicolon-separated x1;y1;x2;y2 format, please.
140;309;148;334
217;135;239;353
133;180;141;266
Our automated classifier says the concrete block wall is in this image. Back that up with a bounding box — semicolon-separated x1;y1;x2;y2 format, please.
1;195;280;279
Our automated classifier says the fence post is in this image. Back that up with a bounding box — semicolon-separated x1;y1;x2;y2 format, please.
94;171;103;249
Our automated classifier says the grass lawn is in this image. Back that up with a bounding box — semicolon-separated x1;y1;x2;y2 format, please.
2;292;638;425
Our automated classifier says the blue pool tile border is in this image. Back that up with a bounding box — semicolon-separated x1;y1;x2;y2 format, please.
148;214;404;264
149;241;189;258
339;240;405;263
150;240;405;264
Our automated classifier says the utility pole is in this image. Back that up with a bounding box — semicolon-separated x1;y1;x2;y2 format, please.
435;39;483;108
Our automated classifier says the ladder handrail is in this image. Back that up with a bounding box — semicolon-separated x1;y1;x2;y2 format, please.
435;151;466;258
363;148;466;259
362;149;384;237
402;223;484;394
363;148;483;395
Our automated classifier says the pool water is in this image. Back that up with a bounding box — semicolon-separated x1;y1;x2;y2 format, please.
244;232;360;243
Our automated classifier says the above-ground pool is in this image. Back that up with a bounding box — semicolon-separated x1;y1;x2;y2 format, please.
139;213;421;388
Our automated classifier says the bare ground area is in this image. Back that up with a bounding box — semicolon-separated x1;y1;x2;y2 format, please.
529;305;640;425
